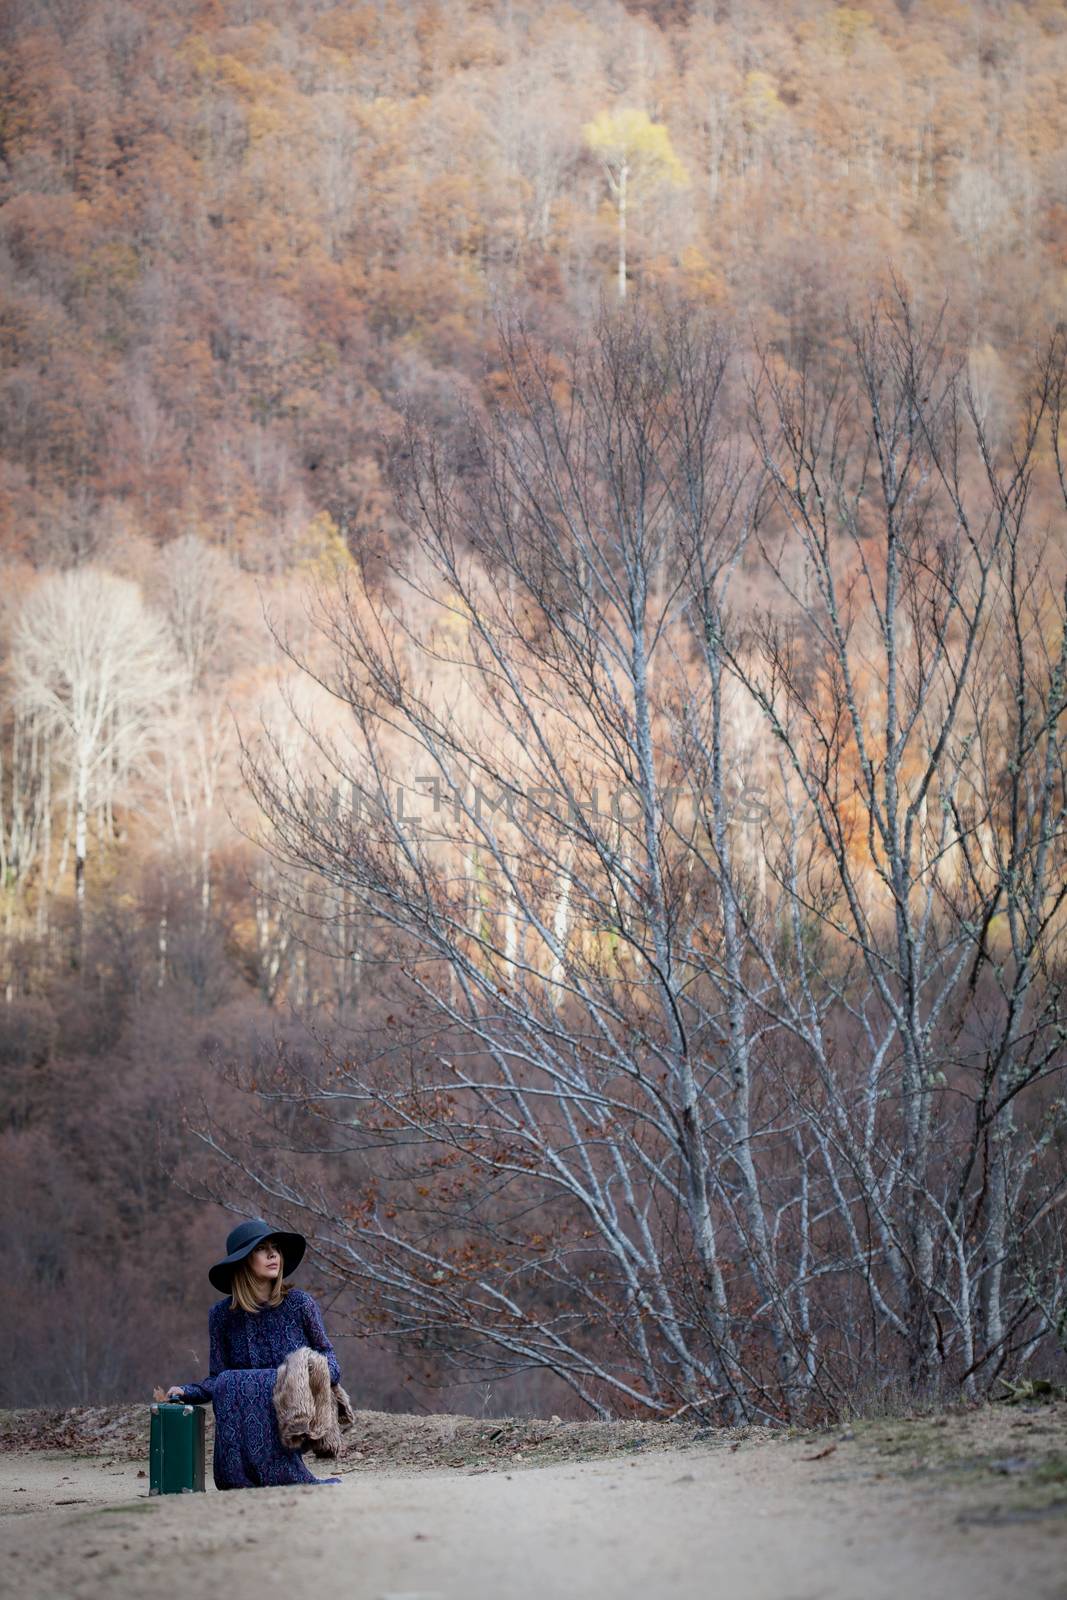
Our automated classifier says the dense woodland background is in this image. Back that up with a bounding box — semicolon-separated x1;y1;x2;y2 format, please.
2;0;1067;1414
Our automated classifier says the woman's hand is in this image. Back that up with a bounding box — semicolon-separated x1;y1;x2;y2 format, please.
164;1385;185;1401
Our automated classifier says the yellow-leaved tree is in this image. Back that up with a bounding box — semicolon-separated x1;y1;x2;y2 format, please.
583;108;688;300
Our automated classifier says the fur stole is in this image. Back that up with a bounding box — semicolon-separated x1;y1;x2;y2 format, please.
272;1345;355;1460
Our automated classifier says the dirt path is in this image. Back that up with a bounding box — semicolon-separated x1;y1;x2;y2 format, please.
2;1423;1065;1600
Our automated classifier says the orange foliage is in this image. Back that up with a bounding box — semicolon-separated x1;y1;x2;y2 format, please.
0;0;1063;562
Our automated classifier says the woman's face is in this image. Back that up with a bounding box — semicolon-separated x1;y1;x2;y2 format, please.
248;1239;282;1281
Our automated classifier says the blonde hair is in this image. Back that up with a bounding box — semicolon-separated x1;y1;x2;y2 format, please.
229;1241;294;1313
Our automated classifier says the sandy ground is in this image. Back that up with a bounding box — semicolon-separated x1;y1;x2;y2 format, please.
1;1423;1065;1600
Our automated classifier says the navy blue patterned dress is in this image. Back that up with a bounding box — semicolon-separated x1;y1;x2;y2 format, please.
173;1286;343;1489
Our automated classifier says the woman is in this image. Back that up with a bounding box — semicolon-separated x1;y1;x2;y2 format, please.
167;1217;345;1489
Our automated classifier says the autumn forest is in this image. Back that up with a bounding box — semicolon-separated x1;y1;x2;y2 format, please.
2;0;1067;1420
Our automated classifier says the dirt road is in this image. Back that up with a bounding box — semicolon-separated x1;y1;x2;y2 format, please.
2;1417;1065;1600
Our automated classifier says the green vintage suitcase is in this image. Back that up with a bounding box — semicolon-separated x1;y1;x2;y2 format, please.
149;1402;206;1494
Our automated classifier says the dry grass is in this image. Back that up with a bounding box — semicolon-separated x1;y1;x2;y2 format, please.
0;1401;765;1472
779;1398;1067;1524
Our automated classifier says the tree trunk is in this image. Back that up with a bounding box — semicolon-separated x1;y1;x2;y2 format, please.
74;757;88;965
617;158;628;301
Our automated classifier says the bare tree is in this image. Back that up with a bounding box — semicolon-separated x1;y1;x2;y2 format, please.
0;705;48;933
717;294;1067;1393
187;296;1067;1422
0;575;49;947
12;567;182;961
153;533;240;692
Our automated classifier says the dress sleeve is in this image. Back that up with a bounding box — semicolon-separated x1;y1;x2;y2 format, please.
300;1291;341;1385
173;1302;228;1405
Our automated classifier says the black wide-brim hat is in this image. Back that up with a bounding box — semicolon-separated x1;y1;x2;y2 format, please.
209;1217;306;1293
